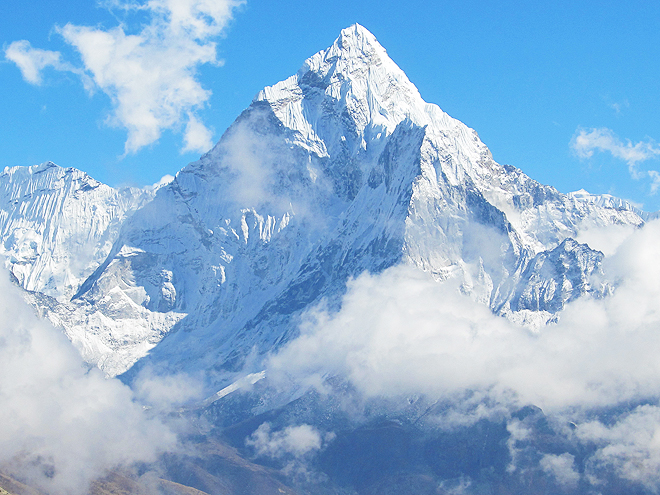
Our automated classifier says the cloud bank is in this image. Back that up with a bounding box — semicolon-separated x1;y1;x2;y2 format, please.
0;269;176;495
5;0;245;154
268;219;660;486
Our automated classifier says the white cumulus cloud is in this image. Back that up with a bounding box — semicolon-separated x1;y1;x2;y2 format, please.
4;0;245;155
5;40;67;85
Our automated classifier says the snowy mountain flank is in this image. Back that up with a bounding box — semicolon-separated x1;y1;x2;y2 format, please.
0;162;154;300
0;24;650;380
0;162;184;374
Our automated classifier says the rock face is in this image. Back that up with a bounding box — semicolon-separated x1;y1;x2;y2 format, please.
0;25;650;379
511;238;606;314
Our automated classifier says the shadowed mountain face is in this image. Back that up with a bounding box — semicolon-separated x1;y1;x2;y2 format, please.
2;24;659;495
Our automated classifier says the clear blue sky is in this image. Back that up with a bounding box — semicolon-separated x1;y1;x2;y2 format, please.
2;0;660;209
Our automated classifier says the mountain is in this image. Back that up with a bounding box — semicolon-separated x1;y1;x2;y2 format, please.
0;162;154;300
69;24;646;378
0;25;648;379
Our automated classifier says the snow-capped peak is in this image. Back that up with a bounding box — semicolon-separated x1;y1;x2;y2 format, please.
254;23;497;200
568;188;657;220
254;24;446;153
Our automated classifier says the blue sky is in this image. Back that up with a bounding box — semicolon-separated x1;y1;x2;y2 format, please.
2;0;660;209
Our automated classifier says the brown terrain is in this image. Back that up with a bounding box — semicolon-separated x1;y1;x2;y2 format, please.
0;437;299;495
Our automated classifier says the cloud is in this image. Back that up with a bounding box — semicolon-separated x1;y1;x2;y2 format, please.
183;112;214;153
131;366;204;413
267;218;660;486
571;127;660;183
4;40;67;85
0;268;176;495
273;219;660;410
539;453;579;489
246;423;332;459
246;422;335;482
5;0;245;154
648;169;660;194
215;118;282;208
575;222;636;257
207;109;333;225
150;173;176;190
608;99;629;116
577;405;660;488
269;267;519;402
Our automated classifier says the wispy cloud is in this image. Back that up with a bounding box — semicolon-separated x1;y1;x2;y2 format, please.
609;99;630;116
246;422;335;482
571;127;660;187
648;170;660;194
247;423;332;459
4;0;245;155
577;405;660;488
5;40;69;85
572;127;660;172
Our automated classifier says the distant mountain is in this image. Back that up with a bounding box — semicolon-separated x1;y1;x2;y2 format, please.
0;162;154;300
0;162;184;374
